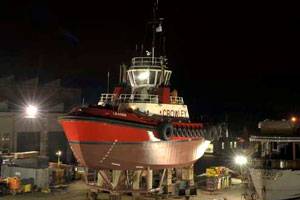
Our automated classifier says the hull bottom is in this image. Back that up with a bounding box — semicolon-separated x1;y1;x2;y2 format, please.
69;139;208;170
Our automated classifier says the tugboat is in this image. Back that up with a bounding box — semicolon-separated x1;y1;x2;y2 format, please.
249;119;300;200
59;2;210;171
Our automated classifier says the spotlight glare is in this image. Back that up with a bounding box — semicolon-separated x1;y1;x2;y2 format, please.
25;104;39;118
291;116;297;123
137;71;150;81
234;155;248;166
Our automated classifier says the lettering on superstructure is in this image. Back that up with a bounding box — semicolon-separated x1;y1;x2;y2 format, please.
162;109;187;118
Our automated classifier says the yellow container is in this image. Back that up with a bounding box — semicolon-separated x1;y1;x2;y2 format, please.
206;168;217;177
23;184;32;193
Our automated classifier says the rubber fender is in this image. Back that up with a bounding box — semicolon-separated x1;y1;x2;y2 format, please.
158;123;174;140
185;128;190;137
200;129;205;137
195;129;200;137
190;129;194;137
187;128;193;137
183;128;189;137
177;128;183;136
192;129;197;137
195;129;199;137
191;129;196;137
173;127;178;137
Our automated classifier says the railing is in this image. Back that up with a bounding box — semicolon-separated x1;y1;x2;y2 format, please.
250;135;300;142
170;96;184;104
251;159;300;170
99;94;184;105
131;57;164;67
99;93;116;103
119;94;159;103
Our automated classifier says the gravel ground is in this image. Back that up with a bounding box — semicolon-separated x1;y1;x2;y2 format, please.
2;181;90;200
197;183;244;200
2;180;245;200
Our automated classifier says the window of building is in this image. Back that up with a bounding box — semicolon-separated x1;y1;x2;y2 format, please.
0;132;10;151
272;142;279;152
17;132;40;152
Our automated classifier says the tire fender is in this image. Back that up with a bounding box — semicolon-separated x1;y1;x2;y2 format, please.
158;123;174;140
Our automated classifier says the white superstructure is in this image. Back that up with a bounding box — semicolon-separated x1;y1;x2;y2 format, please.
98;55;190;119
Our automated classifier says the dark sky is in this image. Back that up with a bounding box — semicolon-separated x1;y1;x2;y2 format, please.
1;1;300;124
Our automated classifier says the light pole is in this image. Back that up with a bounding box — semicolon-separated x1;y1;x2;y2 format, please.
234;154;248;183
56;150;62;166
23;104;48;156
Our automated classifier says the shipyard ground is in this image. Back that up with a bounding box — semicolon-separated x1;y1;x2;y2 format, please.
2;180;244;200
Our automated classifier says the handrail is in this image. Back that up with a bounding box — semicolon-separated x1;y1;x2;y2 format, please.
250;135;300;142
251;159;300;170
131;57;164;67
119;94;159;103
99;93;116;103
170;96;184;104
99;93;185;105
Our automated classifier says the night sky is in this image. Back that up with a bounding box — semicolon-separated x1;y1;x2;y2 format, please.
1;1;300;127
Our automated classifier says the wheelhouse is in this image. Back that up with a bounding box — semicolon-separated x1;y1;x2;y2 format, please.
127;57;172;89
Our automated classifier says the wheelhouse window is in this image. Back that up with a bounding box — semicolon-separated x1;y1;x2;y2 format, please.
127;69;172;88
149;71;156;85
134;70;149;85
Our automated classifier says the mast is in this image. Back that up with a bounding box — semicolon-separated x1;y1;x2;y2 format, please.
126;0;171;92
149;0;166;86
151;1;158;64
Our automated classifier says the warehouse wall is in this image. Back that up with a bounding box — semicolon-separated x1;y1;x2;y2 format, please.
0;112;75;164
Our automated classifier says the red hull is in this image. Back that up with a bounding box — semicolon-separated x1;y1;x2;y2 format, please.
59;116;207;170
60;117;154;142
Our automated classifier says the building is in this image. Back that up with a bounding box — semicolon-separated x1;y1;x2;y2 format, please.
0;76;82;164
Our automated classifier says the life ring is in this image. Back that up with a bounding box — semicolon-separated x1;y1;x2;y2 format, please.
158;123;174;140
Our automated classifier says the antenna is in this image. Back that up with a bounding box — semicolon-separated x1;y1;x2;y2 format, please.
135;44;138;56
119;65;122;84
162;35;166;57
107;71;110;93
141;44;144;56
149;0;164;64
121;64;127;83
119;64;127;84
151;0;158;62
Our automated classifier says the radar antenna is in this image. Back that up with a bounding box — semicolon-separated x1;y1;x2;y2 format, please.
149;0;164;63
